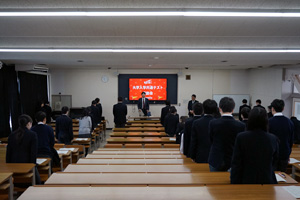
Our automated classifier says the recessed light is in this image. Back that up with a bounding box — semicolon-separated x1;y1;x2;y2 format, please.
154;57;160;60
148;64;152;67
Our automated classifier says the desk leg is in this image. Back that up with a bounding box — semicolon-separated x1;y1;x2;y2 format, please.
32;168;36;185
9;176;13;200
70;155;72;164
61;158;64;171
48;160;52;177
292;165;296;179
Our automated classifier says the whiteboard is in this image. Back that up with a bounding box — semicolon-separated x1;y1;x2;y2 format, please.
213;94;250;114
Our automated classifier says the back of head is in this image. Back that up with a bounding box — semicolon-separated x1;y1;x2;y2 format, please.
271;99;285;112
256;99;262;105
165;100;170;106
61;106;69;114
203;99;217;115
193;102;203;115
169;106;177;114
95;98;100;103
219;97;235;113
15;114;33;143
35;111;46;122
180;116;188;124
118;97;123;102
192;94;196;98
242;99;247;104
241;107;251;119
91;100;97;105
247;107;268;131
82;108;90;117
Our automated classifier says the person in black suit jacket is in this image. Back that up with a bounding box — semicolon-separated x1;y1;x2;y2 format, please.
43;101;53;123
31;111;55;158
90;100;100;129
208;97;246;171
55;106;73;145
184;102;203;157
95;97;103;120
267;105;273;118
240;107;251;128
160;100;170;125
113;97;128;128
253;99;266;110
6;114;41;184
138;91;149;116
187;94;199;117
291;116;300;144
269;99;294;172
164;106;179;137
190;99;218;163
231;107;279;184
238;99;251;121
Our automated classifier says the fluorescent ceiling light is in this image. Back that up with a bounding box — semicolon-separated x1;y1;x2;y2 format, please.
0;49;300;53
0;11;300;17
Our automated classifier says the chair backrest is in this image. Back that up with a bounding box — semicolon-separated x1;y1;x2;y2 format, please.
125;144;143;148
144;144;162;148
164;144;180;148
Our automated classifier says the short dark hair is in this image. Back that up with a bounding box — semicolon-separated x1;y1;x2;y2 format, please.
241;107;251;119
45;100;50;105
242;99;247;104
271;99;285;112
118;97;123;102
169;106;177;114
180;116;188;123
82;108;90;117
247;107;268;131
219;97;235;113
35;111;46;122
141;92;146;95
61;106;69;114
193;102;203;115
165;100;170;106
95;98;100;103
256;99;262;104
192;94;196;98
91;100;97;105
203;99;217;115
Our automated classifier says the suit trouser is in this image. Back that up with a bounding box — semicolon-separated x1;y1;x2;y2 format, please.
142;109;147;116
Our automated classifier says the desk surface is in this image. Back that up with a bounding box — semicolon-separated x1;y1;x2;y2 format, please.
126;124;163;127
77;158;190;165
107;138;176;144
92;151;180;155
0;172;12;184
95;148;180;151
64;164;209;173
0;163;35;173
86;154;183;159
113;127;165;132
110;132;168;137
127;120;161;124
128;117;160;120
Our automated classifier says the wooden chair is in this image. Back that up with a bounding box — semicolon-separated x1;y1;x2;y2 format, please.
54;144;65;149
144;144;162;148
164;144;180;148
125;144;143;148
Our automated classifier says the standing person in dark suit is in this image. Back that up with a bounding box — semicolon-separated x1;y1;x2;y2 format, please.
254;99;266;110
238;99;251;121
208;97;246;172
90;100;100;129
184;102;203;157
240;107;251;128
190;99;217;163
43;101;53;123
31;111;55;159
164;106;179;137
269;99;294;172
138;92;149;116
231;107;279;184
187;94;199;118
6;114;41;184
95;97;103;120
291;116;300;144
160;100;170;125
267;105;273;118
175;116;188;144
55;106;73;145
113;97;128;128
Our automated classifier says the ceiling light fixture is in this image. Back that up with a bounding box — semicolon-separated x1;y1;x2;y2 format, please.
0;11;300;17
0;49;300;53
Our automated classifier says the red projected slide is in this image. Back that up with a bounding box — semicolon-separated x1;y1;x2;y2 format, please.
129;78;167;101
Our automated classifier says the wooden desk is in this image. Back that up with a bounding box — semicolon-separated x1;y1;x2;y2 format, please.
59;148;79;163
37;158;51;182
0;163;36;185
86;154;183;159
57;150;72;170
127;120;161;124
77;158;191;165
64;164;210;173
95;148;180;151
128;117;160;121
106;138;176;146
0;173;13;200
113;127;165;132
126;124;163;127
17;185;300;200
110;132;168;138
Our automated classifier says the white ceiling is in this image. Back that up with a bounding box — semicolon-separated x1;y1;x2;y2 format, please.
0;0;300;69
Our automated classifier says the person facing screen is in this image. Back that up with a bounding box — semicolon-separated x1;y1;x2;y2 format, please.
138;92;149;116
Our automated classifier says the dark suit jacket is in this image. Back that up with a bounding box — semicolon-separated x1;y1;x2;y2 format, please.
90;105;101;127
6;129;38;164
55;115;73;144
208;116;245;170
183;115;202;157
188;100;199;116
43;104;52;123
96;103;103;120
254;105;266;110
31;124;55;157
238;104;251;121
231;130;279;184
138;98;149;110
160;106;170;125
164;113;179;137
190;115;214;163
291;117;300;143
113;103;127;125
269;115;294;160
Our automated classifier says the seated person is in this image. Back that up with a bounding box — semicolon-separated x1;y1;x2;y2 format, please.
231;107;279;184
164;106;179;137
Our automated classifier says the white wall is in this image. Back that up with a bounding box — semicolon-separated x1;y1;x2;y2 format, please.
50;68;251;128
